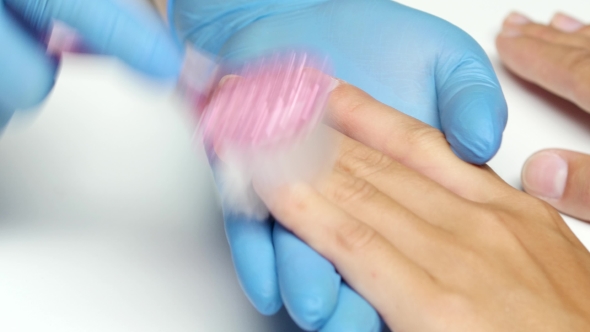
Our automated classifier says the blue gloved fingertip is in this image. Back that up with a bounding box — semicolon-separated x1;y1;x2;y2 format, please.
274;224;340;330
224;213;283;315
319;284;381;332
443;89;507;165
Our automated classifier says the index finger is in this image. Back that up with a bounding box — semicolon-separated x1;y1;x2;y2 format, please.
253;180;439;330
326;82;506;202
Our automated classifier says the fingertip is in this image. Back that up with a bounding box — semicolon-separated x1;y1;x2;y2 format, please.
224;213;283;315
437;46;508;164
503;11;532;27
441;85;507;165
319;284;382;332
447;118;501;165
521;150;568;200
520;149;590;221
497;12;532;39
286;291;334;330
257;296;283;316
274;224;340;330
550;12;584;33
495;30;515;51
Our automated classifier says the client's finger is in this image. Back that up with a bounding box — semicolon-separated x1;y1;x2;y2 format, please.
522;149;590;222
327;83;504;202
550;13;586;34
502;16;590;51
327;136;480;233
497;13;590;112
253;180;438;330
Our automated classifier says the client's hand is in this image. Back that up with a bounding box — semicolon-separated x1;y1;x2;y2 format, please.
247;82;590;331
497;12;590;221
169;1;508;329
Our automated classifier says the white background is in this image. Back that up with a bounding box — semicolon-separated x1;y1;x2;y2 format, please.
1;0;590;331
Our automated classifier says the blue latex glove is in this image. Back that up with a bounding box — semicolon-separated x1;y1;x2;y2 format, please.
0;0;182;128
170;0;507;330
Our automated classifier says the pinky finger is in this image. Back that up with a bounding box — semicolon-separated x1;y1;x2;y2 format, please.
253;180;438;330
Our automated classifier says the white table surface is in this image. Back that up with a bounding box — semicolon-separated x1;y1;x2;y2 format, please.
1;1;590;331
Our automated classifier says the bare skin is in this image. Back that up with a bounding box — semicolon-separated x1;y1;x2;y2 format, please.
209;78;590;331
497;12;590;221
163;7;590;330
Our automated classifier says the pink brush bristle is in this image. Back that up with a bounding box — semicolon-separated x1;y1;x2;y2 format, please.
45;22;335;218
198;51;333;150
46;23;333;150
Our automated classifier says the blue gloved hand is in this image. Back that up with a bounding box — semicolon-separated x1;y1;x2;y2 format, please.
0;0;182;128
170;0;507;330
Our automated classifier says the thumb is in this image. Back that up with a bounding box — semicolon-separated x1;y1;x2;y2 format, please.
436;36;508;165
5;0;182;79
522;149;590;221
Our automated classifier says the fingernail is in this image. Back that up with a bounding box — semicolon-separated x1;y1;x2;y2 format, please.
505;12;531;26
551;13;584;32
329;77;346;92
522;151;568;199
218;74;240;87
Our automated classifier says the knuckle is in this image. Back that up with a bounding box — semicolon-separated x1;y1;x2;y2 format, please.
528;197;561;220
328;175;378;205
510;193;564;229
331;84;373;114
336;221;379;253
337;144;395;177
329;84;373;131
466;208;524;251
392;124;446;163
271;185;310;220
477;209;509;231
537;200;569;230
505;195;586;249
446;241;490;274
